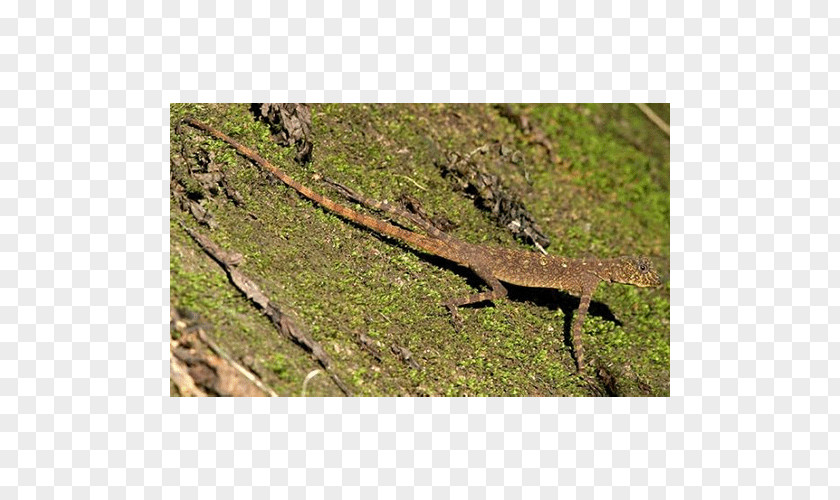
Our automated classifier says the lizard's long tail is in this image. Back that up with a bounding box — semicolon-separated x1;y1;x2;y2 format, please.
183;118;460;262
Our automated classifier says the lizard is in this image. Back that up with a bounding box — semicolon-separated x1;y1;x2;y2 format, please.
182;117;662;373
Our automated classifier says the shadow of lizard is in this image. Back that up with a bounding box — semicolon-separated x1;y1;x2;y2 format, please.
183;118;662;374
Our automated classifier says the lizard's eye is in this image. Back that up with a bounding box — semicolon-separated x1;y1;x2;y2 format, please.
639;262;648;272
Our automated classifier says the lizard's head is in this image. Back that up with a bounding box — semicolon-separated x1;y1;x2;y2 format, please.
610;256;661;287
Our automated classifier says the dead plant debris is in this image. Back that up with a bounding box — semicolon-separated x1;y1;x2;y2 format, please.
251;103;313;164
437;147;551;250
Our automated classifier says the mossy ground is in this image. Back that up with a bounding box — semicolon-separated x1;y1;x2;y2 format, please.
170;103;670;397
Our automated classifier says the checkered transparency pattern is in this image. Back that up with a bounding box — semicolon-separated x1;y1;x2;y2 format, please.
1;1;837;498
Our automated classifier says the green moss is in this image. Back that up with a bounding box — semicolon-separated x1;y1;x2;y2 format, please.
170;103;670;396
266;354;293;380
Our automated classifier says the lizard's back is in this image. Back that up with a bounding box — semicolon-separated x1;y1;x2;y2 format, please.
457;244;591;293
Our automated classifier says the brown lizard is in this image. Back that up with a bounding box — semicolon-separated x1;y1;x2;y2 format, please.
183;118;662;373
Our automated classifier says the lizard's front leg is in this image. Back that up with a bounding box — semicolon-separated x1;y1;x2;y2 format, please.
570;293;592;373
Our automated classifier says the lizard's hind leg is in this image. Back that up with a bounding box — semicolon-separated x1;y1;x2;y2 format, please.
443;266;507;330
